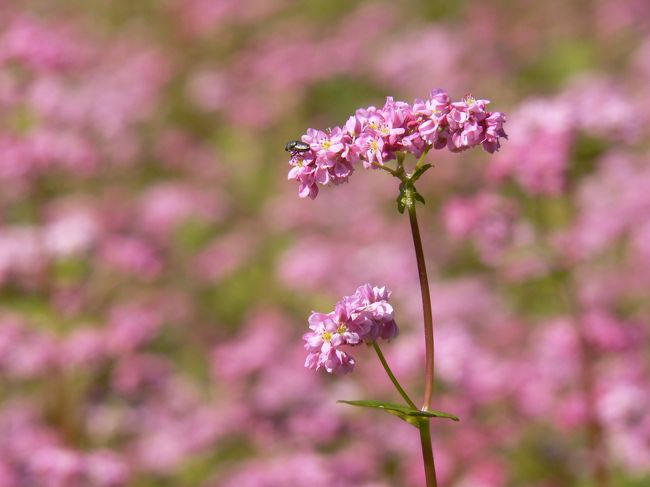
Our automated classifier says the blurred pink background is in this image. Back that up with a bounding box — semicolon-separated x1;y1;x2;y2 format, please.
0;1;649;486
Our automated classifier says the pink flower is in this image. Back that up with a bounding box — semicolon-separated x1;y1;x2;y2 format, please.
355;132;386;167
303;127;346;158
287;89;506;198
344;284;398;340
287;147;352;200
303;312;357;374
445;95;507;153
303;283;398;374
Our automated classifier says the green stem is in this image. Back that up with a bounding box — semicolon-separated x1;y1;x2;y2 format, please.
371;161;401;178
372;341;417;409
415;147;431;170
419;420;438;487
397;152;406;173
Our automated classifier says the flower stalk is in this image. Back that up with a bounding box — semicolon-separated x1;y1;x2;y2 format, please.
407;200;435;411
402;164;438;487
384;157;439;486
419;420;438;487
372;341;417;409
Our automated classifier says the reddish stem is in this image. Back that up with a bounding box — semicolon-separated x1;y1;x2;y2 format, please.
407;201;438;487
407;203;435;410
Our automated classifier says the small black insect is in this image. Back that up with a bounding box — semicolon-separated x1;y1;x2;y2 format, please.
285;140;310;154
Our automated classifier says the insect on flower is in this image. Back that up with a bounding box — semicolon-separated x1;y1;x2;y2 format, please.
285;140;310;155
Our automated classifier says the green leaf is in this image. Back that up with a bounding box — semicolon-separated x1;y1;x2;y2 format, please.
395;179;426;213
337;400;459;428
410;164;432;182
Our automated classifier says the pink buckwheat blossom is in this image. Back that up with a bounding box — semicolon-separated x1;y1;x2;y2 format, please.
288;89;506;198
303;284;398;374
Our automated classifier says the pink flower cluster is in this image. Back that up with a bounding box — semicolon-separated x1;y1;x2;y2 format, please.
288;90;507;198
303;284;398;374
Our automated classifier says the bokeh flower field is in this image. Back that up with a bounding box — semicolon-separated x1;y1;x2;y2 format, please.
0;1;649;486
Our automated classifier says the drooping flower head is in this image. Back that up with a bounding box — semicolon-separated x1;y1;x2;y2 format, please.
287;89;507;198
303;284;398;374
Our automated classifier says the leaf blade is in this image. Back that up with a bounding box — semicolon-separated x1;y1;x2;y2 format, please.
337;399;459;425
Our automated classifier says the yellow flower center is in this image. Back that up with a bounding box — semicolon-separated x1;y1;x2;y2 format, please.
321;140;332;150
336;324;347;334
321;331;333;342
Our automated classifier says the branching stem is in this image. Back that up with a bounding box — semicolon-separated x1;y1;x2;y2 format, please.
371;161;400;178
